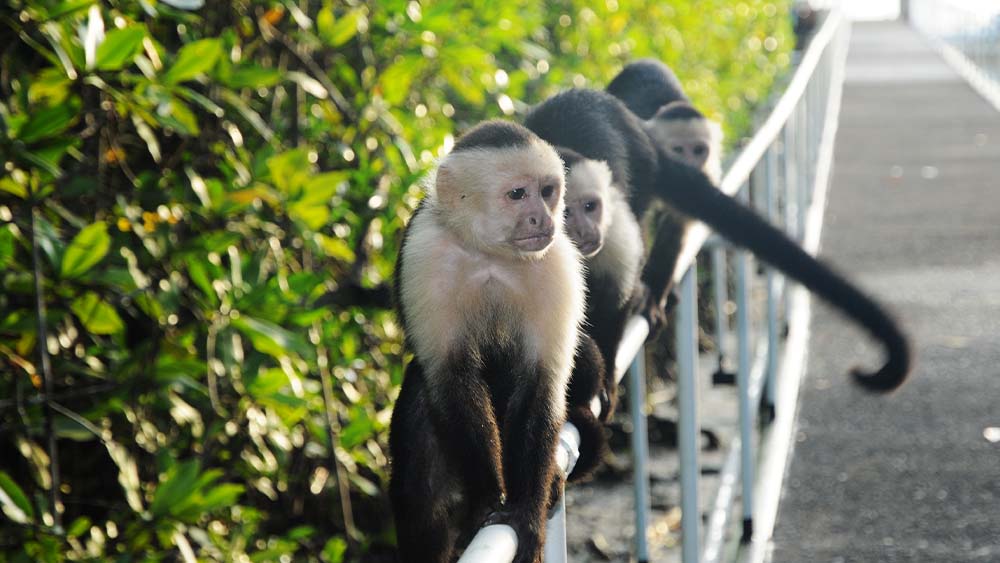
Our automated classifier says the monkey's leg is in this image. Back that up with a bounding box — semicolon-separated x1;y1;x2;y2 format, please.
426;354;507;512
390;363;463;562
588;294;632;420
495;371;562;563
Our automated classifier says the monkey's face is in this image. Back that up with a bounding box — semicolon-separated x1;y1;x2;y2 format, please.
435;142;566;260
647;119;713;170
563;159;613;258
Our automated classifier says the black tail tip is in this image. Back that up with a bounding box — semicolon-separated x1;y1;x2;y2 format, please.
850;355;913;393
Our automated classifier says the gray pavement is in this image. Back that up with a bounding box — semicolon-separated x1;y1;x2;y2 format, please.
770;21;1000;563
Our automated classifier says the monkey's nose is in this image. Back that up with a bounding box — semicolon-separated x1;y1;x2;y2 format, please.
529;217;538;225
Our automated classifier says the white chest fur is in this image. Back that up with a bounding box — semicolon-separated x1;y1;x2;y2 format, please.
399;208;585;399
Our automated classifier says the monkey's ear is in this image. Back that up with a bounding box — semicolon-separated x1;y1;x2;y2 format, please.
434;162;466;209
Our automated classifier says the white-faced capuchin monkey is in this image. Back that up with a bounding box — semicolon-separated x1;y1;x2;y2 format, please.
548;147;647;482
389;120;595;563
607;59;725;327
525;88;912;393
558;148;644;414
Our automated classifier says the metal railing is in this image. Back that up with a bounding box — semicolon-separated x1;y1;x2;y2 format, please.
910;0;1000;109
459;8;851;562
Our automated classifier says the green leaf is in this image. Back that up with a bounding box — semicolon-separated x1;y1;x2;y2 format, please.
17;99;80;144
318;9;361;48
321;537;347;563
0;227;14;268
166;97;200;135
61;222;110;279
199;483;244;512
67;516;92;538
379;56;422;105
0;471;34;523
95;26;146;70
288;201;329;231
163;38;222;84
232;316;308;360
225;65;283;89
339;412;374;449
150;460;201;517
267;149;313;196
71;292;124;335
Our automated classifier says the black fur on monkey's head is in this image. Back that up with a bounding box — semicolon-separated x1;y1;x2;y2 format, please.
652;101;706;122
451;119;538;152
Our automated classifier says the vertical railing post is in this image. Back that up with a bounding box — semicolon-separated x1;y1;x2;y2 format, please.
675;266;701;563
796;100;809;235
783;109;799;242
764;145;780;419
628;354;651;562
712;245;730;379
735;181;754;542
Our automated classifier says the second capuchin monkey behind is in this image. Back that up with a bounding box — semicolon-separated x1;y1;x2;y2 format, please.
552;147;647;481
607;59;724;326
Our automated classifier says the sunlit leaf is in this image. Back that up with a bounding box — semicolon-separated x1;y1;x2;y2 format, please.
96;26;147;71
317;8;362;47
0;471;34;523
67;516;92;538
287;71;328;99
161;0;204;9
83;5;105;69
61;222;110;279
267;149;313;196
163;38;222;84
315;234;355;262
379;57;422;105
71;292;124;335
322;537;347;563
231;316;309;359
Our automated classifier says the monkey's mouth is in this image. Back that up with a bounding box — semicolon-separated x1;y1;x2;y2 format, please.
576;238;603;257
512;230;555;252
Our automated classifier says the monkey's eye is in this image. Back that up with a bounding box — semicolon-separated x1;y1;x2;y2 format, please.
584;200;598;213
507;188;527;200
693;145;707;156
672;146;685;155
564;207;572;217
541;184;555;199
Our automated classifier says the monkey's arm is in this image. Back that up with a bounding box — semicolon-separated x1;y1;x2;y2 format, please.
566;336;609;482
640;214;688;333
423;358;507;508
492;372;563;562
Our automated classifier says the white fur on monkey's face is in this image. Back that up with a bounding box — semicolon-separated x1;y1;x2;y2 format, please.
563;159;614;258
432;141;566;260
645;116;723;182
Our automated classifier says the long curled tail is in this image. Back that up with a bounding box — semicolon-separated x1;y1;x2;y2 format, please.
655;157;913;392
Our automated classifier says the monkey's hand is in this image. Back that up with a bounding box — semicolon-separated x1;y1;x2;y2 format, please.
640;289;669;336
546;472;565;516
483;509;544;563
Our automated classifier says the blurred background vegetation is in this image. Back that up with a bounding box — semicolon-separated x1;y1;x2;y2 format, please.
0;0;793;560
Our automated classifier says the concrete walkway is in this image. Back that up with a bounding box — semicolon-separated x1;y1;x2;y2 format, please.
770;21;1000;562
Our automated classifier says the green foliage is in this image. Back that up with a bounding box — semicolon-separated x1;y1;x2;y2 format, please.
0;0;792;560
